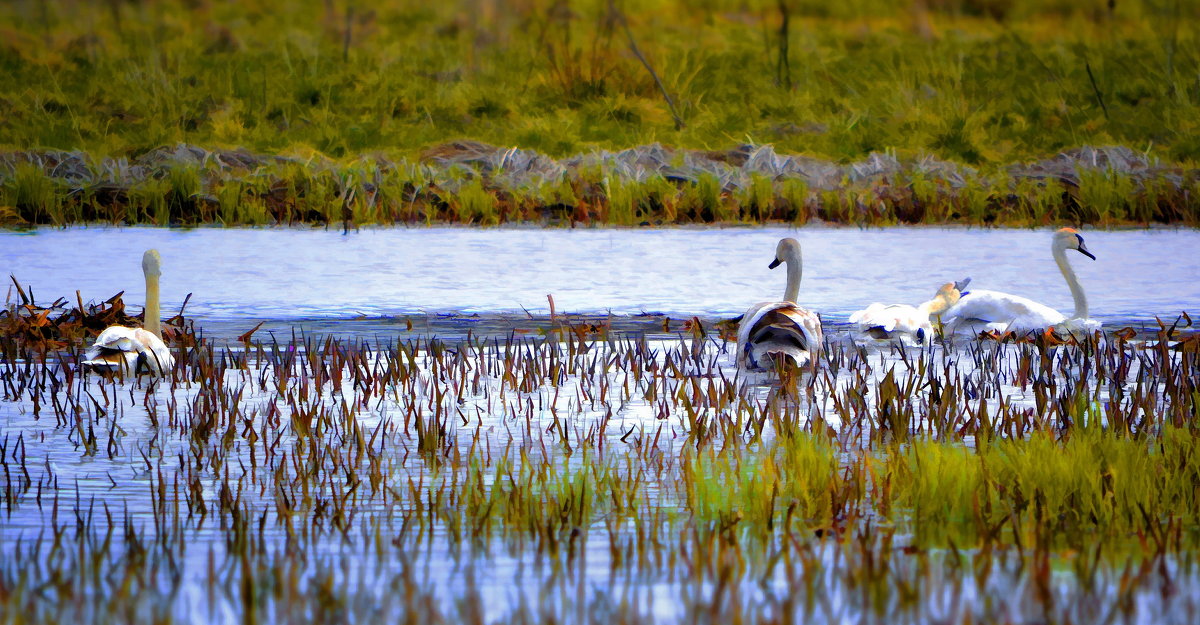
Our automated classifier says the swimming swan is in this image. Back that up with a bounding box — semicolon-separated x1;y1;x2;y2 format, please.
849;278;971;345
83;249;175;377
736;238;823;370
941;228;1099;336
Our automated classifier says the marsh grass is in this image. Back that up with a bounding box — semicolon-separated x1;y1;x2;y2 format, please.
1;142;1195;227
1;310;1199;622
3;1;1197;164
2;0;1199;227
1;163;61;224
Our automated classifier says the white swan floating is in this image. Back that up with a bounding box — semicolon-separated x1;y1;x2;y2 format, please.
942;227;1100;336
736;238;823;371
849;278;971;345
83;249;175;377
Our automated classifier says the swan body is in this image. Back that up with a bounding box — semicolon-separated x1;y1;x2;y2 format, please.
84;326;174;376
83;249;175;377
850;279;970;345
736;238;823;370
942;228;1099;336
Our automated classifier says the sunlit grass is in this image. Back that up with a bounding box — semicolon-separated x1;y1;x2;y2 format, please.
0;1;1196;164
1;1;1197;226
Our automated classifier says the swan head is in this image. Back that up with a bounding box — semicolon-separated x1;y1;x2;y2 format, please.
142;249;163;278
767;238;802;269
927;280;966;315
1054;228;1096;260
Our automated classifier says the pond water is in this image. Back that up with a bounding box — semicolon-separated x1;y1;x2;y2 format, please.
2;226;1199;624
2;226;1197;324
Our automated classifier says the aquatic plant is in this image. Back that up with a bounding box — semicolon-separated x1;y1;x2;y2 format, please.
2;0;1199;227
3;305;1197;623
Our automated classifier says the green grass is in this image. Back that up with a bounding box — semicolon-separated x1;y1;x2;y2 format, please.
0;0;1197;227
1;0;1197;164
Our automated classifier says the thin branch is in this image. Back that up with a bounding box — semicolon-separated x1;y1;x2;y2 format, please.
777;0;791;89
610;1;685;131
1084;60;1110;121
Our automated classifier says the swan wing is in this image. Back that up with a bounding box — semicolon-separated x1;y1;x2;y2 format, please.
88;326;142;355
848;303;891;326
849;303;934;344
942;289;1066;333
132;328;175;376
850;303;924;333
83;325;174;377
81;348;141;374
737;302;823;370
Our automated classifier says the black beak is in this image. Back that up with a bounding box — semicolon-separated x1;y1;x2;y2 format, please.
953;277;972;292
1077;245;1096;260
768;258;782;269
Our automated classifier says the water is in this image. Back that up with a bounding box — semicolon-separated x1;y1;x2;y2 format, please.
3;226;1197;323
3;225;1200;624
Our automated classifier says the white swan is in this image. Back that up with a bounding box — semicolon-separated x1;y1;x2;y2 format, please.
849;278;970;345
736;238;823;370
942;227;1099;336
83;249;175;377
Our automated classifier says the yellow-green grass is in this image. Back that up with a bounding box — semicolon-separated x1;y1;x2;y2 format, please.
1;1;1197;165
2;142;1196;226
2;1;1199;226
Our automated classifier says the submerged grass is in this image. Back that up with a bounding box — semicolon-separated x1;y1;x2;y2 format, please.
1;1;1199;227
2;304;1199;622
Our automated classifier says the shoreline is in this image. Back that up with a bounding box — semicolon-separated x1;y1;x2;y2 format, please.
3;142;1197;228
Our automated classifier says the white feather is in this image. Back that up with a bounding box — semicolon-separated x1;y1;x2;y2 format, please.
849;281;966;346
940;289;1064;333
736;238;823;371
82;249;175;378
737;302;822;370
942;228;1100;336
850;303;931;344
83;326;174;377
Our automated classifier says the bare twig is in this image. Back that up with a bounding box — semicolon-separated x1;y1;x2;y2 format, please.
1084;60;1110;121
777;0;791;89
609;1;685;130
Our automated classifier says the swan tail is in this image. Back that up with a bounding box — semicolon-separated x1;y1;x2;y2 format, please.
84;326;174;377
82;349;140;375
740;306;822;370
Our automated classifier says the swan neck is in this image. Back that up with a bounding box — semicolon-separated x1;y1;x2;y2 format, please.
783;255;802;303
1054;244;1088;320
144;273;162;338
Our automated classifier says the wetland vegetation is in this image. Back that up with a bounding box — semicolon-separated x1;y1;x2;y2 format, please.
2;0;1199;226
1;297;1199;623
3;1;1200;623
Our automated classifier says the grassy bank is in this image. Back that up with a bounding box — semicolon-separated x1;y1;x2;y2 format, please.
2;0;1197;227
2;141;1196;227
2;0;1198;162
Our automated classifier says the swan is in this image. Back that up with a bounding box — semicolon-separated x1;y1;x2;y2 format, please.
82;249;175;377
941;227;1099;336
849;278;971;345
736;238;823;371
